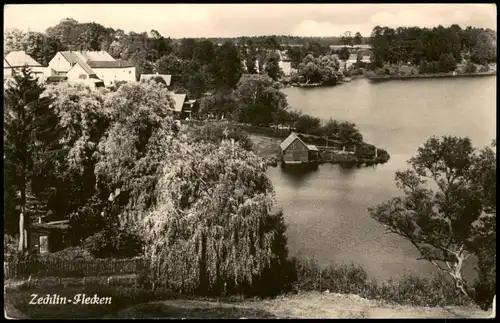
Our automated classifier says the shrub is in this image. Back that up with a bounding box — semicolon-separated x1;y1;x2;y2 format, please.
290;258;471;307
4;234;19;261
187;122;254;151
83;227;143;259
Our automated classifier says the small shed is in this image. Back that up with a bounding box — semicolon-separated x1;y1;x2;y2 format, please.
27;220;70;255
280;133;319;164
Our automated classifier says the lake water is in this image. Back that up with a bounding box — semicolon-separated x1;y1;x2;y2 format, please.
268;76;496;281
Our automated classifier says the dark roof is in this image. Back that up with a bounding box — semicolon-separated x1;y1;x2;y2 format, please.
46;75;68;82
87;60;135;68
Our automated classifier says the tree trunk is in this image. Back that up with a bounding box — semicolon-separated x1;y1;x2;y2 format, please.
18;187;26;253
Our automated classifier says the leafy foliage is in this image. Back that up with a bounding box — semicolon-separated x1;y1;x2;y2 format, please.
142;139;290;296
233;74;288;127
94;82;176;226
83;227;143;259
297;54;341;85
4;67;58;247
186;122;254;152
370;25;496;66
368;136;496;305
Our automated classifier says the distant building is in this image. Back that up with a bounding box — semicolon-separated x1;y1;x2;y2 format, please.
169;92;199;119
4;51;47;82
140;73;172;86
279;60;292;76
28;219;70;255
280;132;319;164
48;51;136;87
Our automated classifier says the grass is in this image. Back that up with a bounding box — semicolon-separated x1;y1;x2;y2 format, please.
292;259;473;308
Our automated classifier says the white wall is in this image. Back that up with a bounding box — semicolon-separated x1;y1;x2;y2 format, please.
66;64;90;82
279;61;292;76
94;66;136;86
48;53;71;73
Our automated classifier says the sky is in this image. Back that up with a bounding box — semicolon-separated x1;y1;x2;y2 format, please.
4;3;497;38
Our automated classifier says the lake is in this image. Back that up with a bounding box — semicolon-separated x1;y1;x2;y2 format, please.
268;76;496;281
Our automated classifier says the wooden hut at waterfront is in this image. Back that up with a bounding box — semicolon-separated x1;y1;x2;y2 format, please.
280;133;319;164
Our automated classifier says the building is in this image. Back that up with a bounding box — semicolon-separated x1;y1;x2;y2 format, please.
279;60;292;76
140;73;172;86
4;51;48;82
280;132;319;164
169;92;199;119
27;219;70;255
48;51;136;87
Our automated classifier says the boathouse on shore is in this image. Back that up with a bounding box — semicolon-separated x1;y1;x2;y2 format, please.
280;133;319;164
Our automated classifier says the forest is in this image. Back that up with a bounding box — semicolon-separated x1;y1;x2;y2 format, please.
369;25;496;67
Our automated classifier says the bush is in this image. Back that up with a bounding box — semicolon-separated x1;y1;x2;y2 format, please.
290;258;471;307
83;228;143;259
464;63;478;73
4;234;19;261
188;122;254;151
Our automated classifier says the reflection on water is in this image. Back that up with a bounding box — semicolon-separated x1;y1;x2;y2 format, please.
269;77;495;281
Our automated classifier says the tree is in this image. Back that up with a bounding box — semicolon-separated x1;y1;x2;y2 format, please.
295;115;321;134
439;53;457;73
233;74;288;127
338;47;350;61
297;54;340;85
4;28;26;54
142;138;290;296
354;32;363;45
341;31;353;47
40;83;110;226
265;52;281;81
94;82;177;227
368;136;496;302
178;38;197;60
199;88;237;120
4;67;55;251
471;31;496;65
213;42;243;89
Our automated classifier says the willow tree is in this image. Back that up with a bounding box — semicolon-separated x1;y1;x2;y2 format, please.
94;81;176;227
369;136;496;304
142;138;290;296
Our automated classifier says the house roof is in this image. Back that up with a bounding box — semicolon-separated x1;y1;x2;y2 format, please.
4;51;42;68
59;51;129;73
171;93;187;112
70;61;97;76
140;74;172;86
307;145;319;151
280;132;319;151
87;60;135;69
80;51;115;61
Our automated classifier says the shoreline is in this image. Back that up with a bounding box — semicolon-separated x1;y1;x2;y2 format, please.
366;71;496;82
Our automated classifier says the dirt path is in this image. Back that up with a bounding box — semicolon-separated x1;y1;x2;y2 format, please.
114;292;490;319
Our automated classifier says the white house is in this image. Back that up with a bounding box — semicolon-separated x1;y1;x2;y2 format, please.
48;51;136;87
279;61;292;76
4;51;48;82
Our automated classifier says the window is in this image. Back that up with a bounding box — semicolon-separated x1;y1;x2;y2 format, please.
129;70;131;74
79;74;87;80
